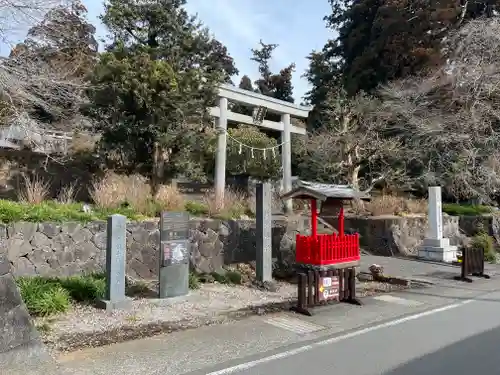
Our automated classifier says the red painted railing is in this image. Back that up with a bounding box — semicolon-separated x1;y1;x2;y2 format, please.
296;233;360;266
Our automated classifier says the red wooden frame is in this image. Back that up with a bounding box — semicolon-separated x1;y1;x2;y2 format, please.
296;199;360;266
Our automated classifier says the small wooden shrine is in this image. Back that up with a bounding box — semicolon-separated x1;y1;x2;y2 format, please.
281;181;370;267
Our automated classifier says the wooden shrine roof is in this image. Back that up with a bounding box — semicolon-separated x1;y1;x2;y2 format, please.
281;180;371;201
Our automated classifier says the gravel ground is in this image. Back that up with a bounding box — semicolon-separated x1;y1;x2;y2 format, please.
35;280;415;354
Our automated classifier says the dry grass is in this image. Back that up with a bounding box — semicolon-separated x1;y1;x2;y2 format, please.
202;188;248;219
155;184;185;211
57;183;78;204
89;172;126;208
10;170;271;220
17;173;50;204
351;195;427;216
89;172;152;212
123;175;153;214
69;132;99;155
89;172;186;216
246;192;303;215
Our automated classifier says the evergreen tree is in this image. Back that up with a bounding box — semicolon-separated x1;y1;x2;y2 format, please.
87;0;238;187
303;50;340;129
238;75;254;91
251;40;295;103
232;75;254;116
321;0;500;95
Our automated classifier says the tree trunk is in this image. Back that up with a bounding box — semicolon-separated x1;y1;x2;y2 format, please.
151;141;167;196
349;165;361;190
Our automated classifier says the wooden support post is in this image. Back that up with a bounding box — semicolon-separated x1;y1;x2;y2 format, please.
338;206;345;236
311;199;317;237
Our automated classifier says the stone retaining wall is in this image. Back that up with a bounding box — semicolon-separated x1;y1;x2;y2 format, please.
333;214;500;257
2;213;497;279
1;217;310;279
340;215;462;257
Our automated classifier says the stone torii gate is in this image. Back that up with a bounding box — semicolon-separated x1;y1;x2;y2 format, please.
209;84;312;212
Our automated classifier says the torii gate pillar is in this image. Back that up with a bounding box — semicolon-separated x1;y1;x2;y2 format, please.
281;113;292;213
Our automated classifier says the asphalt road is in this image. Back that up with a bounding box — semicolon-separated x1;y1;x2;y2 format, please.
197;290;500;375
58;280;500;375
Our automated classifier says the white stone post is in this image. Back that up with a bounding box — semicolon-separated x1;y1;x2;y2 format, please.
214;97;228;208
281;113;292;214
418;186;457;262
428;186;443;240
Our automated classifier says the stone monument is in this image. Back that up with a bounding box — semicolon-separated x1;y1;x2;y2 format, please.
256;182;272;282
418;186;458;262
0;255;61;374
159;211;190;298
97;214;131;311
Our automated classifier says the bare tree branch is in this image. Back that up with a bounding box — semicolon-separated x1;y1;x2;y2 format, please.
379;18;500;202
298;91;409;191
0;0;96;158
0;0;68;45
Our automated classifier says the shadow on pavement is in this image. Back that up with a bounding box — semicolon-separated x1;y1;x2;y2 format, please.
384;325;500;375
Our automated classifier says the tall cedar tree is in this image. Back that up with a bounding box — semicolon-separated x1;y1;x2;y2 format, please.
311;0;500;97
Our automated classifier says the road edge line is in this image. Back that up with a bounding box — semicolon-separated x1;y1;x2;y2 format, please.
206;298;474;374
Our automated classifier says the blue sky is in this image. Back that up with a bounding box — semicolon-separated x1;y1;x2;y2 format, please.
85;0;335;100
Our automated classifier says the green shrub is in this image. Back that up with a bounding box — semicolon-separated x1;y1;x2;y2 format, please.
0;200;25;222
213;203;247;221
17;273;107;316
0;192;249;223
30;286;70;316
58;273;106;302
226;126;281;179
184;201;209;216
470;232;497;263
225;270;243;284
17;277;71;316
442;204;492;216
189;272;200;289
210;271;228;284
0;199;142;223
94;206;142;221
